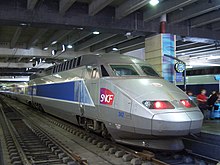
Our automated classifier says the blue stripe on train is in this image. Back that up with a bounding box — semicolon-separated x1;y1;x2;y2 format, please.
31;81;93;105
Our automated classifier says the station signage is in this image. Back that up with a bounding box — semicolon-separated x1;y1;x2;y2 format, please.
174;62;185;73
214;75;220;81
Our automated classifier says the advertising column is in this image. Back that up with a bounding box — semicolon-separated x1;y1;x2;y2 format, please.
145;34;176;83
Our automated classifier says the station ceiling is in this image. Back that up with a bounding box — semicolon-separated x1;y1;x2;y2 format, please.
1;0;220;80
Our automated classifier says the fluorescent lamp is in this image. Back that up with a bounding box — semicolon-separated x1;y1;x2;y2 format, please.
51;50;57;56
189;62;220;67
51;41;57;45
20;23;27;26
149;0;159;6
77;27;84;30
93;31;100;35
67;44;73;49
61;44;66;53
207;55;220;60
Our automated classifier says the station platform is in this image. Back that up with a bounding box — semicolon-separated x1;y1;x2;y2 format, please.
201;103;220;135
0;126;4;165
202;119;220;135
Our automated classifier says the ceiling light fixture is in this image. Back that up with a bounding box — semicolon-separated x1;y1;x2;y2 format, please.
77;27;84;30
112;47;119;51
43;47;48;50
149;0;159;6
20;23;27;26
67;44;73;49
61;44;66;53
51;50;57;56
51;41;57;45
93;31;100;35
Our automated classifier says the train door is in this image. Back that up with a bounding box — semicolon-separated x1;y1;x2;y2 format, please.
78;68;87;117
89;67;100;118
79;81;85;116
78;67;99;118
75;68;87;126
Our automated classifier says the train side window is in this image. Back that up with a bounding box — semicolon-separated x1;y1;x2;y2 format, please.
76;56;81;67
63;62;66;71
71;58;76;68
62;63;65;71
68;61;71;69
61;64;63;71
91;68;100;79
70;59;74;69
53;66;55;73
110;65;139;76
101;65;109;77
69;59;73;69
52;67;55;74
141;65;159;77
65;61;68;70
63;62;67;71
73;58;77;68
59;64;62;72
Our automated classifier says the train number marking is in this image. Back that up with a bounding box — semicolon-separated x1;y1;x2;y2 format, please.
100;88;115;105
118;112;124;118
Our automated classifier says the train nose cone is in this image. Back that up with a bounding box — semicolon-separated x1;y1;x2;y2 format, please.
110;78;183;101
185;111;204;133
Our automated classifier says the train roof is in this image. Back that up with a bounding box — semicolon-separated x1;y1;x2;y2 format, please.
30;54;146;80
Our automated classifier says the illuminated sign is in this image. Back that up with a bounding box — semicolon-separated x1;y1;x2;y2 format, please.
174;62;185;73
214;75;220;81
100;88;115;105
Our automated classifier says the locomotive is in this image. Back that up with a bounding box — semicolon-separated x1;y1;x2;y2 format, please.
2;54;204;150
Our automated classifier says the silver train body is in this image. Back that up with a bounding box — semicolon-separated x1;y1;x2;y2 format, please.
2;54;204;150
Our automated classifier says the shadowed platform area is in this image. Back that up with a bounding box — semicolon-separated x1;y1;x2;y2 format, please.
202;120;220;135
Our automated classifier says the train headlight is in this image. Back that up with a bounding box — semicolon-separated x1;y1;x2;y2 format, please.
180;99;196;108
143;101;151;108
142;101;174;109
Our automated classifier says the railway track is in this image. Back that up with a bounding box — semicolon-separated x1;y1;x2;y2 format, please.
1;95;220;165
0;99;86;165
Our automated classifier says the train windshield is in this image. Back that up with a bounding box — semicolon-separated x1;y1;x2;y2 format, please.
140;65;159;77
110;65;139;76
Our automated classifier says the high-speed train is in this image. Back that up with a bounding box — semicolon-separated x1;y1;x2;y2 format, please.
1;54;204;150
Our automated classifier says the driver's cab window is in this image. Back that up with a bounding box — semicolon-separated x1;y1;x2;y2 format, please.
91;68;100;79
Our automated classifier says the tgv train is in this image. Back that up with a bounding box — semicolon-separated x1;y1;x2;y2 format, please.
1;54;204;150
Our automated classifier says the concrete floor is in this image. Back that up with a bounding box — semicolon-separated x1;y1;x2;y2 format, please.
0;142;3;165
202;119;220;135
0;125;5;165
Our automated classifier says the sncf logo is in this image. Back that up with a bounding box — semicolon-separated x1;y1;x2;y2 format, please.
100;88;115;105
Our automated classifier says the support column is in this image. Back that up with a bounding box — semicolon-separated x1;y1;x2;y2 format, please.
160;14;166;33
145;34;176;83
